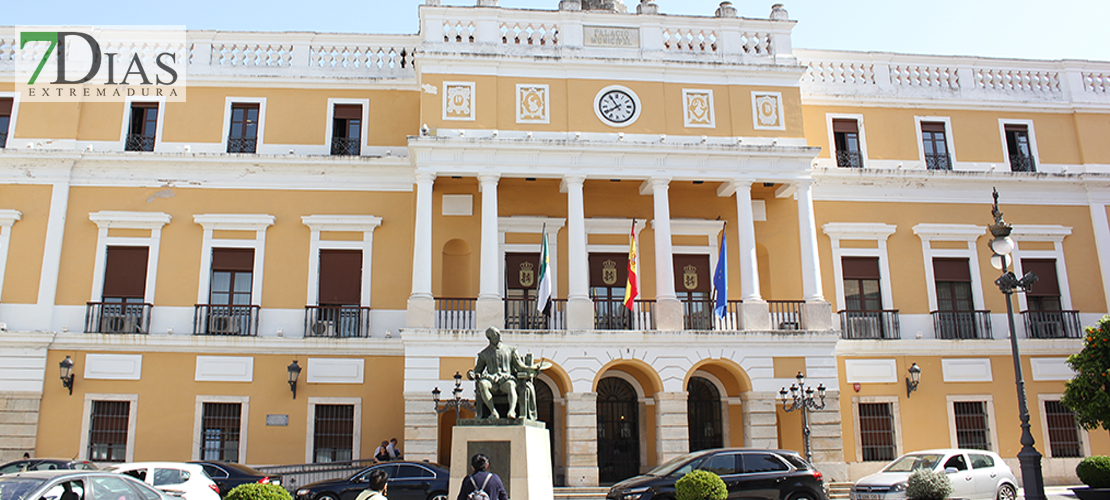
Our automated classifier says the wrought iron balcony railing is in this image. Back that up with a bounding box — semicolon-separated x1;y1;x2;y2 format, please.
836;150;864;168
193;304;260;336
594;299;655;330
769;300;805;330
305;305;371;338
85;302;152;334
125;134;156;152
1010;154;1037;172
504;297;568;330
925;152;952;170
1022;310;1082;339
932;310;992;339
331;136;361;156
435;297;476;330
840;310;901;339
227;137;257;154
682;299;715;330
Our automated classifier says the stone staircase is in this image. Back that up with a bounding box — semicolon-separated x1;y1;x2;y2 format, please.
828;482;853;500
554;487;609;500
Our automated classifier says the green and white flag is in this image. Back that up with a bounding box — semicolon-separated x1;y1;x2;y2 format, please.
537;228;552;314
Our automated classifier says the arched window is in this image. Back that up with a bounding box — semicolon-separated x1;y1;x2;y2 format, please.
597;377;639;484
687;376;723;451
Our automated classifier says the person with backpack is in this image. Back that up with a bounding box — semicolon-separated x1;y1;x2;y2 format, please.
456;454;507;500
355;469;388;500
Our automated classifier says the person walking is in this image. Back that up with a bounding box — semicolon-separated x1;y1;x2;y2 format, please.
355;469;388;500
456;454;507;500
374;441;391;462
388;438;403;460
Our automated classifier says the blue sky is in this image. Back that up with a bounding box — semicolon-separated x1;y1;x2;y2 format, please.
8;0;1110;61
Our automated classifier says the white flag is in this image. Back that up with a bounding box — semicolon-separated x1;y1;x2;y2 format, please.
536;230;552;313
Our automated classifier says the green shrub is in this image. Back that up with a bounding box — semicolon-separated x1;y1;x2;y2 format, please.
905;468;953;500
676;469;727;500
1077;456;1110;488
226;483;293;500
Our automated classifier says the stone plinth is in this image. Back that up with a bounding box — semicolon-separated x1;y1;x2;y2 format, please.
654;392;688;463
801;300;834;331
449;421;553;500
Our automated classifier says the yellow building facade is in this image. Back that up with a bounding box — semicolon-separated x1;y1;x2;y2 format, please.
0;0;1108;488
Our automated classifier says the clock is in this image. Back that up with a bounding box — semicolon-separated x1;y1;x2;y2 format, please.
594;85;642;127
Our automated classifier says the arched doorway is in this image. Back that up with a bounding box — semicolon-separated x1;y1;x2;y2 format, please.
535;380;558;483
597;377;639;484
687;376;723;451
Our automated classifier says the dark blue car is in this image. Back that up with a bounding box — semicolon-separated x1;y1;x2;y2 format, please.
295;462;449;500
607;449;827;500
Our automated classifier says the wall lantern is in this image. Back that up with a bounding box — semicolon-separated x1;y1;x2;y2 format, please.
906;362;922;398
59;356;75;396
287;360;302;399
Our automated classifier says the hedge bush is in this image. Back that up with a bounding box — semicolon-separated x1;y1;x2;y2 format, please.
225;483;293;500
676;469;727;500
905;468;953;500
1077;456;1110;488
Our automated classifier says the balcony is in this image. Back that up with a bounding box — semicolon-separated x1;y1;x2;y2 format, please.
840;310;900;339
1023;310;1082;339
925;152;952;170
125;134;155;152
932;310;992;339
1010;154;1037;172
504;297;566;330
85;302;152;334
331;137;361;156
682;299;714;330
436;297;476;330
227;137;257;154
836;150;864;168
194;304;260;336
305;305;371;338
769;300;804;330
594;299;655;330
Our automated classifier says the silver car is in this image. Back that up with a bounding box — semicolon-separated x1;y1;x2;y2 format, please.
0;470;172;500
850;449;1018;500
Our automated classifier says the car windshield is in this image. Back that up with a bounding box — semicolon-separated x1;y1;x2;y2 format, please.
0;478;45;500
645;455;705;478
884;454;944;473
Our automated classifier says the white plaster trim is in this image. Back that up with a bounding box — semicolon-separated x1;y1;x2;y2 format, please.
751;91;785;131
946;394;1000;452
824;223;897;312
325;98;372;156
442;194;474;216
600;369;647;400
1030;357;1075;381
194;356;255;382
594;85;643;128
306;358;365;384
0;209;22;304
302;215;383;309
194;214;275;307
442;82;477;122
998;119;1041;172
306;397;362;463
1037;393;1091;458
118;96;167;152
844;359;898;384
1012;225;1072;242
88;211;171;305
914;116;957;170
220;97;267;154
516;84;550;124
851;396;903;462
79;393;139;462
682;89;716;129
912;224;987;314
192;395;250;462
84;353;143;380
498;217;565;302
941;358;993;382
825;113;869;167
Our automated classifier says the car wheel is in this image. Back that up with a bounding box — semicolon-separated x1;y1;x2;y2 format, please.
428;493;448;500
788;492;816;500
996;484;1016;500
317;493;340;500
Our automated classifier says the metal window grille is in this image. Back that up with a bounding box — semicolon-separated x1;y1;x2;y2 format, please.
88;401;130;462
313;405;354;463
953;401;991;450
1044;400;1083;458
858;402;897;461
202;402;242;462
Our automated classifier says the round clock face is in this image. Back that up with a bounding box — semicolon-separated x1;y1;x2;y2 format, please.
598;89;636;124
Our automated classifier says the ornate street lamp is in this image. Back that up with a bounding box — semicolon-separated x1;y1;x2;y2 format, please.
59;356;75;395
989;188;1046;500
287;360;302;399
779;371;826;463
433;371;476;424
905;363;922;398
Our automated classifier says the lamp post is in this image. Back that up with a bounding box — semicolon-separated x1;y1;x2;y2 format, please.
779;371;826;463
433;371;476;424
988;188;1046;500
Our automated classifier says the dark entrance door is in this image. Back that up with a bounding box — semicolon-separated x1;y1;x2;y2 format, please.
687;376;723;451
597;377;640;484
535;380;560;485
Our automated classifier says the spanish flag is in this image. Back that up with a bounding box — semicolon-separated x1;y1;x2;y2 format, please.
623;221;640;310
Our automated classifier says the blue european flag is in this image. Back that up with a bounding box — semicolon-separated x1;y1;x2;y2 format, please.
713;230;728;318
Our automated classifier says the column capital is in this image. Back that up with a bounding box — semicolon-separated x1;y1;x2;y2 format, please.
477;173;501;184
561;175;587;191
794;178;815;189
414;172;437;184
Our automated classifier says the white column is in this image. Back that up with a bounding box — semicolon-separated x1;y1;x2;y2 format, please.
1090;202;1110;313
796;180;834;330
733;180;770;330
41;181;71;331
477;174;504;329
564;176;593;330
650;177;683;330
407;173;436;328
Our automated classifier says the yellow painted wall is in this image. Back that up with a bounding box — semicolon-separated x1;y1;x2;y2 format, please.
0;184;53;304
36;351;405;464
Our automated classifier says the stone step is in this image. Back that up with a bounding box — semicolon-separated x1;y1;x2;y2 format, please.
555;487;609;500
828;482;853;500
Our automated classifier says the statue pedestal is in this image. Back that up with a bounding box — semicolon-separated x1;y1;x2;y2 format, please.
448;420;553;500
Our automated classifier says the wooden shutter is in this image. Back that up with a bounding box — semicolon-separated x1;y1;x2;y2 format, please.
842;257;880;280
832;119;859;133
1021;259;1060;296
334;105;362;119
0;98;12;116
102;247;149;298
921;122;946;133
674;254;710;292
506;253;540;290
211;248;254;272
318;250;362;305
933;258;971;282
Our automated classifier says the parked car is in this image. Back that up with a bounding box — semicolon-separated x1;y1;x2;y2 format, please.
188;462;282;497
105;463;220;500
294;461;449;500
0;470;171;500
606;448;827;500
850;449;1017;500
0;460;97;475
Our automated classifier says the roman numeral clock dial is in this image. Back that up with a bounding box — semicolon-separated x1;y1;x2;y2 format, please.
594;86;642;127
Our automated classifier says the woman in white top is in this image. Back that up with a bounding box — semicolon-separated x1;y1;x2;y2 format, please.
355;469;389;500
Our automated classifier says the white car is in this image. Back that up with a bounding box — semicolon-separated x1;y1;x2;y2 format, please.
851;449;1018;500
106;462;221;500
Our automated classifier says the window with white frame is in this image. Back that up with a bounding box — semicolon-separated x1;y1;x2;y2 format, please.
225;98;265;154
912;224;989;340
1010;225;1074;338
80;394;138;463
1043;400;1083;458
999;119;1039;173
302;215;382;338
193;396;249;462
915;117;955;171
0;96;14;149
853;396;901;462
827;115;867;168
306;397;361;464
87;212;171;334
822;222;896;314
326;99;369;157
193;214;274;336
0;210;22;303
946;395;998;451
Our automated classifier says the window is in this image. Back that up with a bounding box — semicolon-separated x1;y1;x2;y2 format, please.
207;248;254;335
201;402;242;462
933;258;985;339
953;401;991;450
96;247;149;334
88;400;130;462
1020;258;1080;338
675;255;711;330
1022;259;1061;312
89;475;141;500
126;103;158;152
841;257;894;339
313;404;355;463
505;252;546;329
700;453;739;476
833;119;863;168
152;469;190;487
590;253;631;330
0;98;12;149
859;402;896;462
1005;124;1035;172
331;105;361;156
227;104;259;154
311;250;364;337
1044;400;1083;458
739;453;789;473
968;453;994;469
921;122;950;170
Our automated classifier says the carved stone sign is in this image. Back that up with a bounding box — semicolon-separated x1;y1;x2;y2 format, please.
266;414;289;426
584;26;640;48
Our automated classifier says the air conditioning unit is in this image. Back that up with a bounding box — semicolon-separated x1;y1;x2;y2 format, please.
311;320;335;337
209;315;239;335
122;316;140;334
848;317;881;338
101;312;126;333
